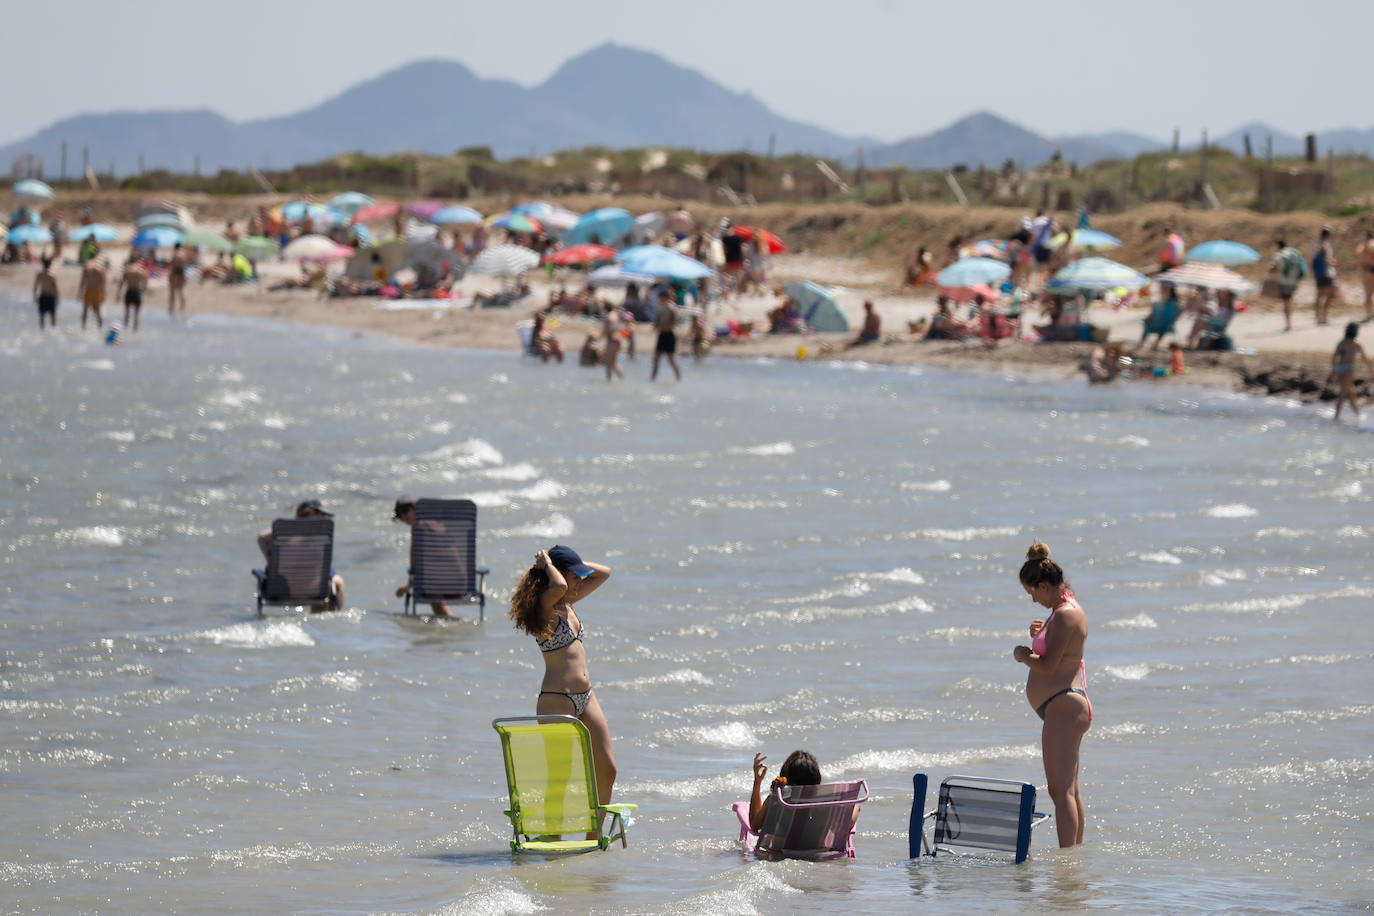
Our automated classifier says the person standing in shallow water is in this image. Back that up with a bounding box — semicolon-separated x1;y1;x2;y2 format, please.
1012;541;1091;848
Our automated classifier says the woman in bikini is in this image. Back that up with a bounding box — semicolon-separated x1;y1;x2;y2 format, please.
1013;541;1090;847
1331;322;1373;423
509;546;617;812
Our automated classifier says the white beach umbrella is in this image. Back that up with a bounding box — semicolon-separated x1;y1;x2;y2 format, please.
470;244;540;277
281;234;350;261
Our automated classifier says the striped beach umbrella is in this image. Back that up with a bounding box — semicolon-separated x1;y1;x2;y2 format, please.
1048;257;1148;293
1157;262;1255;292
936;257;1011;288
68;224;121;243
469;244;540;277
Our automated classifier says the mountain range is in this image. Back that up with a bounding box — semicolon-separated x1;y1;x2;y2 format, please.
4;43;1372;178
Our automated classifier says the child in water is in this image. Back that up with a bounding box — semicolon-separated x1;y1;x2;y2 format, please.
748;749;821;830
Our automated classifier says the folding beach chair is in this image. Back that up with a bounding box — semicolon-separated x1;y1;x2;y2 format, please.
731;780;869;859
252;517;337;617
402;498;488;620
908;774;1050;864
491;715;637;854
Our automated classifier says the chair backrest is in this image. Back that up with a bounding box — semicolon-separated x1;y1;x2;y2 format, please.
262;518;334;602
492;716;599;838
932;775;1037;863
755;780;868;858
410;499;477;599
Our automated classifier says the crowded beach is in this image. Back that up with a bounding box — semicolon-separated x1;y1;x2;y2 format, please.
4;181;1372;419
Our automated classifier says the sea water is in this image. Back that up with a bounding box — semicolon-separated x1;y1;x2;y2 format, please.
1;291;1370;914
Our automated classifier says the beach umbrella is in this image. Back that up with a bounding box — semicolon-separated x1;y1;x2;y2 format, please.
1185;240;1261;266
404;218;439;242
634;211;666;242
782;280;849;333
349;224;372;246
936;257;1011;288
406;200;446;219
7;224;53;245
940;283;1002;304
966;238;1008;259
68;223;120;243
551;243;618;266
1058;228;1122;252
489;212;543;234
1048;257;1148;293
511;201;557;218
13;179;55;201
1157;262;1255;292
538;207;582;232
131;226;184;249
733;225;787;254
430;205;484;226
327;191;373;215
135;212;184;229
181;226;234;253
235;235;280;259
470;244;540;277
281;233;351;261
563;207;634;246
587;264;655;287
614;244;711;280
353;201;400;223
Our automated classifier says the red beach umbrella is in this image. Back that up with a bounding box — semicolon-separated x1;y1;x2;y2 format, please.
353;201;400;223
733;226;787;254
551;243;619;266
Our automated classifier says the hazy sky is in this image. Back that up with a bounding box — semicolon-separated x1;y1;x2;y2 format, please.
6;0;1371;148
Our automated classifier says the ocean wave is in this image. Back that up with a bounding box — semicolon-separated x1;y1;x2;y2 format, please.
1178;585;1374;615
55;526;123;547
827;742;1040;776
731;442;795;456
1255;527;1313;539
262;415;288;429
856;567;926;585
79;359;116;371
661;721;759;749
438;881;547;916
491;514;575;539
211;388;261;409
193;621;316;649
1204;504;1258;518
465;478;566;508
1100;664;1152;681
905;525;1019;542
900;479;953;492
602;668;712;690
97;430;137;443
1133;551;1182;565
1103;613;1158;630
417;438;503;468
479;462;541;481
1336;525;1368;538
743;594;933;624
1200;568;1248;586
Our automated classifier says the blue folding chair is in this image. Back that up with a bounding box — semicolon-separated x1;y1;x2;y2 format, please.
908;774;1050;864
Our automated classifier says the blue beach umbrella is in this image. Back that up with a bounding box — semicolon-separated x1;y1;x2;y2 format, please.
1071;228;1121;251
13;178;55;201
1185;240;1260;266
936;257;1011;288
135;212;183;230
431;205;484;226
614;245;711;280
782;280;849;333
131;226;184;249
1048;257;1148;293
511;201;556;218
327;191;373;215
563;207;634;246
7;224;53;245
68;223;120;243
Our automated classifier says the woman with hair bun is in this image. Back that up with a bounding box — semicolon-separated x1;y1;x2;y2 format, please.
1013;541;1091;847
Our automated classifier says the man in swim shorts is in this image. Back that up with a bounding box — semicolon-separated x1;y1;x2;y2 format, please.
33;256;59;330
116;256;149;332
77;254;107;330
650;291;681;381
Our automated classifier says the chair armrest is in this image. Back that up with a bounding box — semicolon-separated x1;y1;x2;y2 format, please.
599;803;637;815
476;566;490;576
1030;811;1052;829
252;568;266;584
730;801;756;842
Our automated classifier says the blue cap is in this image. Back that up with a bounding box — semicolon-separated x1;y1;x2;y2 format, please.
548;545;593;578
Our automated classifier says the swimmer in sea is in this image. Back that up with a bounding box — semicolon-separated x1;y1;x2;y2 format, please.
1013;540;1091;848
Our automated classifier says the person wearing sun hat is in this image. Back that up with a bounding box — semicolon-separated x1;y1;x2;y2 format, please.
507;544;617;817
256;498;344;611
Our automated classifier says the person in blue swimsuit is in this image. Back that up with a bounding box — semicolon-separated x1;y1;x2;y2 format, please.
1013;541;1091;848
509;545;616;815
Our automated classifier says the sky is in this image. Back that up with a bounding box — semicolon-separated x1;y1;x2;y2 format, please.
6;0;1372;148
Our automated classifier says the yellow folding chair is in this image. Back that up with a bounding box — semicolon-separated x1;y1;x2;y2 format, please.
491;715;637;854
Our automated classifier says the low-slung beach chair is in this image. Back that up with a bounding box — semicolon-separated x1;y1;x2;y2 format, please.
731;780;869;859
908;774;1050;864
252;517;336;617
491;715;637;854
402;498;488;620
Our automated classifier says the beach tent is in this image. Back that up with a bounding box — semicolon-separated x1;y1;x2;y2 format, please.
783;280;849;333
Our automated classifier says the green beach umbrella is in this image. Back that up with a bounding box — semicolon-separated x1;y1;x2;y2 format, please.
182;226;234;253
234;235;280;259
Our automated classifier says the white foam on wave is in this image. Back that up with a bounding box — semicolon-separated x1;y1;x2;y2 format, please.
445;393;470;405
79;359;116;371
425;420;453;435
436;879;547;916
732;441;795;456
212;389;261;409
1204;504;1258;518
774;580;872;605
1134;551;1182;565
1337;525;1368;538
195;621;315;649
1179;585;1374;615
1100;664;1152;681
466;479;566;508
660;863;801;913
900;479;953;492
603;668;712;690
1104;613;1158;630
665;721;759;749
56;526;123;547
1201;568;1248;586
745;594;933;625
906;525;1019;542
1256;527;1313;539
418;438;503;468
479;462;541;481
492;514;575;539
98;430;137;443
262;415;288;430
828;742;1040;776
1329;480;1363;500
857;567;926;585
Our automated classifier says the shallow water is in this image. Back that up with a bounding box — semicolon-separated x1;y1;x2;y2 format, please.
1;292;1372;914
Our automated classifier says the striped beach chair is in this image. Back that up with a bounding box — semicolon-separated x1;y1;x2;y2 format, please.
252;517;337;616
732;780;869;859
908;774;1050;864
402;498;487;619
